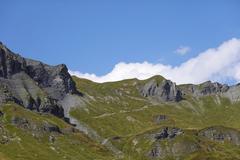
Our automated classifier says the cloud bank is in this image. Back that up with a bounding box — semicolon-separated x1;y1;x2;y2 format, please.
70;38;240;84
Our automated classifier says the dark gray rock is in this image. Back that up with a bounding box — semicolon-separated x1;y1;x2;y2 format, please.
141;79;183;102
25;59;77;100
0;111;3;117
154;127;183;140
0;42;80;118
0;45;26;78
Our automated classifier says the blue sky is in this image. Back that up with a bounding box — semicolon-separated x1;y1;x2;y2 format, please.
1;0;240;84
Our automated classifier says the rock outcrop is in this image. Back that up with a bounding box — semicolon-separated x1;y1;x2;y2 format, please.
0;42;80;118
198;126;240;146
140;76;240;103
153;127;183;140
180;81;240;102
223;84;240;102
140;79;183;102
147;127;198;159
180;81;229;97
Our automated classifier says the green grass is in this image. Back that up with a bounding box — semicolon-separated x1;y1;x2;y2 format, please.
0;103;115;160
70;76;240;159
1;75;240;159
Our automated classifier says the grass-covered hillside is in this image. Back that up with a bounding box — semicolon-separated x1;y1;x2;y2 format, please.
1;75;240;160
0;103;114;160
2;41;240;159
70;76;240;160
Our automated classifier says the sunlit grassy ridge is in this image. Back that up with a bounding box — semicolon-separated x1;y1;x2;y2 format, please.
71;76;240;159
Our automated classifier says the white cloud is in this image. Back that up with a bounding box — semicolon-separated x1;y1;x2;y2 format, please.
175;46;191;55
69;38;240;84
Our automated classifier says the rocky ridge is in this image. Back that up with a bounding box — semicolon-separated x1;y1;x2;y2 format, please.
0;42;80;118
140;75;240;103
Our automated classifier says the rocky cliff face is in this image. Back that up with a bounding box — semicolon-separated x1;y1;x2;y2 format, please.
140;79;183;102
179;80;240;103
0;42;79;118
180;81;229;96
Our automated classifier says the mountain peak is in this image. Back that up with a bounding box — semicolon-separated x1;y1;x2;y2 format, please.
0;42;80;118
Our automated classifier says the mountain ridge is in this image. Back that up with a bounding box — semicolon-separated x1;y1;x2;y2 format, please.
1;42;240;159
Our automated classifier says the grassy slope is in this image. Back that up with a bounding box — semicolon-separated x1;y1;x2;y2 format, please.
0;103;114;160
1;76;240;160
71;76;240;159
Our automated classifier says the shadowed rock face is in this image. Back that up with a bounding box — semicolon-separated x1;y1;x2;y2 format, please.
141;79;183;102
0;43;79;118
0;46;26;78
25;59;77;100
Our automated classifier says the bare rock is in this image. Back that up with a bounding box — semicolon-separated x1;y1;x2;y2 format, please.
153;127;183;140
180;81;229;97
140;79;183;102
0;42;81;118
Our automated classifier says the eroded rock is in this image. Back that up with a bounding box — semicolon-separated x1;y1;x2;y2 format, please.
141;79;183;102
0;42;81;118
